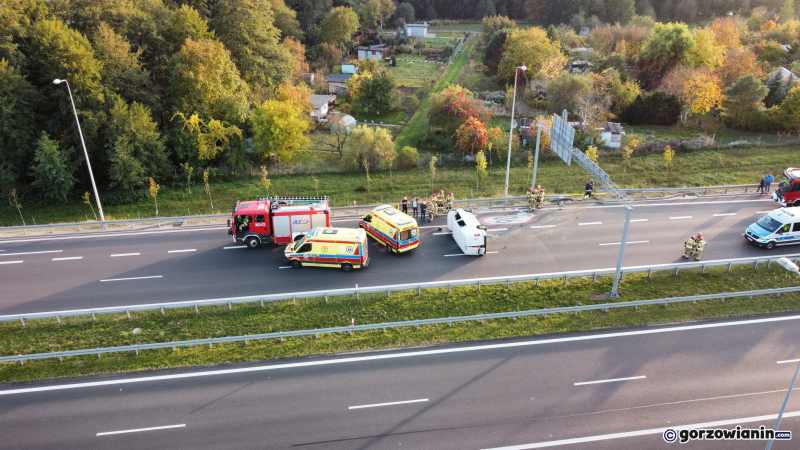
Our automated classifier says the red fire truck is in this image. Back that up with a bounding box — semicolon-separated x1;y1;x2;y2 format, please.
228;196;330;248
772;168;800;207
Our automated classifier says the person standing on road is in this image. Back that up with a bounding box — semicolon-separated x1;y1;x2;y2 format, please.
766;172;774;193
420;201;427;221
584;179;595;200
683;235;696;259
757;176;767;194
694;232;707;260
412;197;419;217
401;197;409;214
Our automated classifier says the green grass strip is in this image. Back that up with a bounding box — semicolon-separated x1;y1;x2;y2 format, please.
2;264;800;384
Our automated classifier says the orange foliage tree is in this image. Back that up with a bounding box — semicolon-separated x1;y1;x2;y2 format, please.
660;66;722;125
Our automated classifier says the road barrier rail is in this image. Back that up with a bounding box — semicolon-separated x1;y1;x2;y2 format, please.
597;184;760;198
3;254;798;328
3;283;800;364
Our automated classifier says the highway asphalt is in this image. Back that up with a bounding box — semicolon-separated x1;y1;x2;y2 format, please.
2;313;800;449
0;194;793;315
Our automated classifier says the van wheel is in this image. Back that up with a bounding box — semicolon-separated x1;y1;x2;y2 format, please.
246;237;260;249
291;260;302;269
766;241;775;250
341;263;353;272
386;245;394;254
293;234;304;242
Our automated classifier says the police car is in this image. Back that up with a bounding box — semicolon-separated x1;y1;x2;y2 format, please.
745;207;800;250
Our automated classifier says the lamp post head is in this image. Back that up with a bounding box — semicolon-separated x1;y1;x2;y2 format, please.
519;64;527;72
53;79;65;84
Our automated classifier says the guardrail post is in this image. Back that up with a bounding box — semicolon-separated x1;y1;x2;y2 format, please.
20;360;23;366
387;289;390;298
593;273;597;282
728;263;732;272
59;356;63;361
675;267;679;276
92;312;96;322
97;353;101;359
126;310;130;319
324;295;328;303
754;261;758;269
478;282;481;291
56;315;60;324
136;349;139;355
564;275;568;285
292;297;296;306
693;300;696;305
195;305;199;314
507;280;510;289
209;342;212;349
161;306;165;316
635;305;638;310
20;317;25;327
648;269;652;278
768;260;772;268
448;284;452;294
702;265;706;274
418;287;421;296
721;297;725;302
536;278;540;286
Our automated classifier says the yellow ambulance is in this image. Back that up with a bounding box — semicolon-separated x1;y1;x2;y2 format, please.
359;205;420;253
284;227;369;272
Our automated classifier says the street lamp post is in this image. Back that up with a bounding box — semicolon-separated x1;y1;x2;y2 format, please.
504;64;526;198
54;78;105;222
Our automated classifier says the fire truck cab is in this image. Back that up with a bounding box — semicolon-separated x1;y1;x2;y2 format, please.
773;168;800;207
230;196;330;249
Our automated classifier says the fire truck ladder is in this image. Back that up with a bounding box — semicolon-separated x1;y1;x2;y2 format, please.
259;196;329;206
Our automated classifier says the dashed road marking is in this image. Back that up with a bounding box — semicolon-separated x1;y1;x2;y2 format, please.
630;219;648;222
530;225;555;229
110;253;140;257
168;249;196;253
97;424;185;436
714;213;736;216
0;260;22;265
349;399;428;410
574;375;646;386
52;257;82;261
598;241;649;246
578;222;602;226
669;216;692;220
223;246;247;249
100;275;162;282
0;250;62;257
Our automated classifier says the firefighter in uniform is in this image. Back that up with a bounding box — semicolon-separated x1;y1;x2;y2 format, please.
694;232;707;260
527;187;536;210
683;235;696;259
437;190;445;209
427;201;437;222
446;192;455;212
431;192;438;206
534;185;545;209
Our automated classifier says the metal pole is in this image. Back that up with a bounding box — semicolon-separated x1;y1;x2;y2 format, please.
610;206;633;297
531;125;541;189
504;67;520;198
765;359;800;450
59;80;105;222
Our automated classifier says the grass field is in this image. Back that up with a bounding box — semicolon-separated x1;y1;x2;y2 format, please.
2;264;799;383
387;60;442;87
2;142;798;226
394;53;428;60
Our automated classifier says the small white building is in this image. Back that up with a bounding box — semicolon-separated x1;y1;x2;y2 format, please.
310;94;336;122
600;122;625;148
405;22;429;38
356;44;387;60
327;73;354;94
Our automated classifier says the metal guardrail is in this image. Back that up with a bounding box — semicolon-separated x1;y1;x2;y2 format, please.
0;196;575;234
597;184;760;197
3;255;797;327
4;284;800;364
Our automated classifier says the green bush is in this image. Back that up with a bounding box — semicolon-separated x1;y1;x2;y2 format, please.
397;146;419;168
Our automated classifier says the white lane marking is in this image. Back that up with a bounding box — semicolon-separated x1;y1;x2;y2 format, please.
778;359;800;364
5;313;800;397
757;211;771;213
168;249;196;253
585;198;774;209
97;424;185;436
100;276;162;282
488;228;508;232
486;251;498;254
630;219;648;222
433;232;451;235
574;375;646;386
52;257;83;261
598;241;649;246
349;398;428;410
714;213;736;216
669;216;692;220
480;411;800;450
0;250;62;257
578;222;602;226
223;246;247;249
0;260;22;265
0;226;229;245
531;225;555;229
278;266;292;269
110;253;140;257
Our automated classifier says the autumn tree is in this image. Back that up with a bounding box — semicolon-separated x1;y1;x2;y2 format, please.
496;28;565;83
355;70;398;115
635;23;696;89
345;125;395;172
546;71;593;117
170;37;250;127
251;82;313;161
663;145;674;173
319;6;359;49
481;15;516;45
771;86;800;131
585;145;598;163
715;50;763;87
107;99;169;192
482;29;511;76
721;75;769;129
476;150;487;189
456;117;490;155
211;0;293;88
605;0;635;25
267;0;304;40
708;17;742;53
30;132;76;203
174;112;243;161
149;177;159;215
428;85;492;136
92;23;157;112
659;66;722;125
282;36;309;81
688;28;725;70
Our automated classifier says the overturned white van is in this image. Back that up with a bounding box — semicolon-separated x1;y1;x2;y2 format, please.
447;209;487;255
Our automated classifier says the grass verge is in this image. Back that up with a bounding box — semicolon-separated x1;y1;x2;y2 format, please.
2;264;800;384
